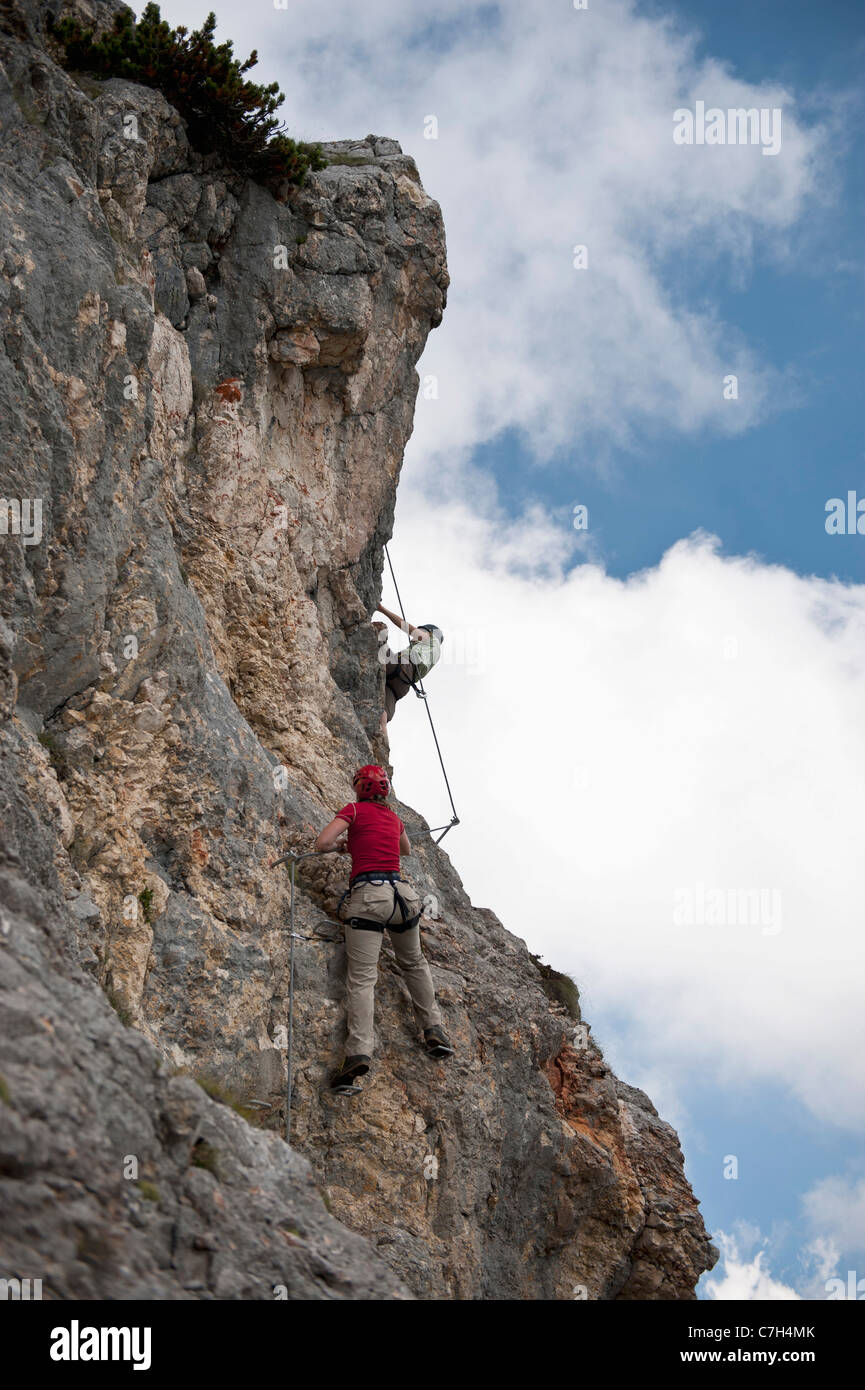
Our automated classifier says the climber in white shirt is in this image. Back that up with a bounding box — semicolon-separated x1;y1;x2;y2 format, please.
372;604;444;734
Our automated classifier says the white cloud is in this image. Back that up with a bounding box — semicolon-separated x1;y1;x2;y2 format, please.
804;1176;865;1257
386;494;865;1131
164;0;831;457
704;1229;801;1300
702;1224;854;1300
802;1234;843;1289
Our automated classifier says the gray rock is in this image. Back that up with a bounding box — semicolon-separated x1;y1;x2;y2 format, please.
67;893;101;922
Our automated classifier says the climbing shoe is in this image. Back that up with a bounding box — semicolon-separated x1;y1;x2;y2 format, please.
423;1026;454;1059
331;1055;370;1091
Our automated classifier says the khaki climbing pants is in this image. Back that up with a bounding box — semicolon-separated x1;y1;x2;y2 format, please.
341;878;441;1056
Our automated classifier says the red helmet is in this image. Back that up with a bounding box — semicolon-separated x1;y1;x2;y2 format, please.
353;764;390;800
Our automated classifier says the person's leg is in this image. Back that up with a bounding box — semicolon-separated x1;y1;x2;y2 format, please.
381;682;396;734
383;661;413;730
388;924;442;1034
344;924;384;1056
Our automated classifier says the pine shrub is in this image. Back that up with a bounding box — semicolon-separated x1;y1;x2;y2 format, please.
49;4;326;190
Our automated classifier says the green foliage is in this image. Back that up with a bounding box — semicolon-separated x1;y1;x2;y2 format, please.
138;887;154;923
191;1138;220;1175
38;730;65;775
104;982;133;1026
50;4;326;190
529;952;581;1021
135;1179;160;1202
193;1073;265;1126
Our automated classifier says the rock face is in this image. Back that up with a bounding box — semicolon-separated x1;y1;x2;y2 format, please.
0;1;717;1299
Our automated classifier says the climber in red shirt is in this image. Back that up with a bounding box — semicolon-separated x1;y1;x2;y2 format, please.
314;764;453;1091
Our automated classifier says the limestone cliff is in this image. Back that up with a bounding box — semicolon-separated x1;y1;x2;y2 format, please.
0;0;717;1299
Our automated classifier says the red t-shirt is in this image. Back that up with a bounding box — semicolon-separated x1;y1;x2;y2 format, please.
335;801;403;880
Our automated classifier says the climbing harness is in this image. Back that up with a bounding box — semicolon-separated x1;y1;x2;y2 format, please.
384;543;460;843
343;870;421;933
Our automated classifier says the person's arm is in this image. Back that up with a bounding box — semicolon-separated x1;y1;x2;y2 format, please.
314;816;351;853
399;828;412;856
375;603;422;641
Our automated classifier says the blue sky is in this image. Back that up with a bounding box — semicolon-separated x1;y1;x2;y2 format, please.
163;0;865;1298
457;0;865;586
